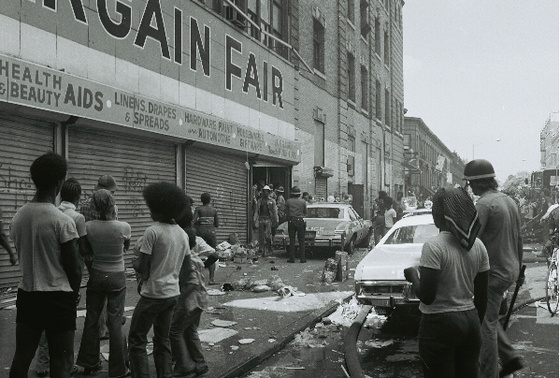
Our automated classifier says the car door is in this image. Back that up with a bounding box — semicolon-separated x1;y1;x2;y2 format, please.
347;207;360;240
351;207;366;241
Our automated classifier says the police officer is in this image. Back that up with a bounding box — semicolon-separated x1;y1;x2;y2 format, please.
285;186;308;263
464;159;524;377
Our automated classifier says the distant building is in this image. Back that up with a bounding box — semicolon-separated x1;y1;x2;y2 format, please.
291;0;405;218
403;117;466;202
540;112;559;171
531;112;559;194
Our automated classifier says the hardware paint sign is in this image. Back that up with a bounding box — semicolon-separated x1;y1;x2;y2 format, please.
1;0;293;116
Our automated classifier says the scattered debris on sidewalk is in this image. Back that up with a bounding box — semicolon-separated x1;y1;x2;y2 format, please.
326;297;362;327
208;288;227;296
211;319;237;328
238;338;255;345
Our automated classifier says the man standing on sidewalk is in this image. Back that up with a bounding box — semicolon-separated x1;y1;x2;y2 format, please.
9;152;81;377
285;186;307;263
254;186;278;257
464;159;524;377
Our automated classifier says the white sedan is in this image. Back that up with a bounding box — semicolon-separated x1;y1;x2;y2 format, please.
353;214;439;315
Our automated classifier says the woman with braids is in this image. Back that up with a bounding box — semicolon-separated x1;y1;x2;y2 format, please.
129;182;191;378
404;187;490;378
75;189;131;377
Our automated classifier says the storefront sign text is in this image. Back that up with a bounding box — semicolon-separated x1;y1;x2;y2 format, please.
0;54;299;163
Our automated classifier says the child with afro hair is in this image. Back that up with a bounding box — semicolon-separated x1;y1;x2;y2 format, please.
129;182;192;377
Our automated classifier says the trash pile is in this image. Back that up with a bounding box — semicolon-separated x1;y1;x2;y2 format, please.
325;297;363;327
215;239;260;263
292;324;337;348
223;274;304;298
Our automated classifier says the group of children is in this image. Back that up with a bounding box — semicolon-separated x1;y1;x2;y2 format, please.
6;152;211;378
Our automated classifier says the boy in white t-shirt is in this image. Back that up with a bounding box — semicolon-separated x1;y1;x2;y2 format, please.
9;153;81;378
129;182;192;378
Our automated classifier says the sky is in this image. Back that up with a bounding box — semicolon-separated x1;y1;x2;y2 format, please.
403;1;559;184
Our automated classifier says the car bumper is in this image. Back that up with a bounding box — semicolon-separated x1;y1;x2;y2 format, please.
274;234;344;248
354;280;419;308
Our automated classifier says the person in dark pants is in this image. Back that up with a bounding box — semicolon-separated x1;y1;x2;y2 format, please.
129;182;191;378
170;216;209;378
285;186;308;263
193;193;219;284
9;152;82;378
464;159;525;377
254;186;278;257
75;190;131;377
404;187;489;378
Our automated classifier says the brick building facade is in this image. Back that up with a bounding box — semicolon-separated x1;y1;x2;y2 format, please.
292;0;405;218
403;117;466;203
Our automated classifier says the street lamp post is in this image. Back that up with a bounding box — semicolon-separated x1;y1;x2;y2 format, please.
472;138;502;160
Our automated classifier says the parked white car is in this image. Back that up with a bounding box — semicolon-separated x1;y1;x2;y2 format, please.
353;214;438;315
274;203;373;254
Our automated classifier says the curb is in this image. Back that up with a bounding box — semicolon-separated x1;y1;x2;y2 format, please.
219;292;355;378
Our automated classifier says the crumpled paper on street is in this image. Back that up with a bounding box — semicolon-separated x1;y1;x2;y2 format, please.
326;297;363;327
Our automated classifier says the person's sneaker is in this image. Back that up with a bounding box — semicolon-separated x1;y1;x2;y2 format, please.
300;260;307;263
73;363;102;375
500;357;524;377
287;259;295;263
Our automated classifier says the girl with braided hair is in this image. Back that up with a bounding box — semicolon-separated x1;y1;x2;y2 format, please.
404;187;489;377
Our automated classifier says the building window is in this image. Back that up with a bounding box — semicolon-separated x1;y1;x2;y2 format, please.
374;17;381;56
404;134;411;150
313;18;325;73
221;0;289;59
384;29;390;65
375;80;382;120
347;52;355;103
360;0;370;39
347;0;355;25
361;65;368;111
348;134;355;152
385;89;390;126
314;122;325;166
347;134;355;177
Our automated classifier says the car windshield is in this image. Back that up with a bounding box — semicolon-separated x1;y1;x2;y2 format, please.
307;207;345;219
384;224;439;244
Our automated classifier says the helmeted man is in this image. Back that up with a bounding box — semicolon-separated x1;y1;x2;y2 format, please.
464;159;524;377
253;186;278;256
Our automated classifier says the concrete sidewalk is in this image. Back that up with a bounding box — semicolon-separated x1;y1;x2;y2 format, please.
0;249;366;378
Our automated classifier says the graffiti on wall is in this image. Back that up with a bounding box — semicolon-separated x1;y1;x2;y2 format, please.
0;164;34;210
123;167;148;218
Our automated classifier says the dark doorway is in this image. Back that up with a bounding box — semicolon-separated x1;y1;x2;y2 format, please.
252;166;291;195
348;183;364;218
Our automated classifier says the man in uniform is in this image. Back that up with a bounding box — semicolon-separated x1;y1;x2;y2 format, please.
464;159;524;377
254;186;278;257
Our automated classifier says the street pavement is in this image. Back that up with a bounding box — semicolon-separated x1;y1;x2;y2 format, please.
0;246;556;378
0;248;362;378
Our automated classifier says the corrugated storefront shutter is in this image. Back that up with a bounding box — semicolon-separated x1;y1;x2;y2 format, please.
315;177;327;201
0;114;55;288
67;127;177;268
186;146;248;245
